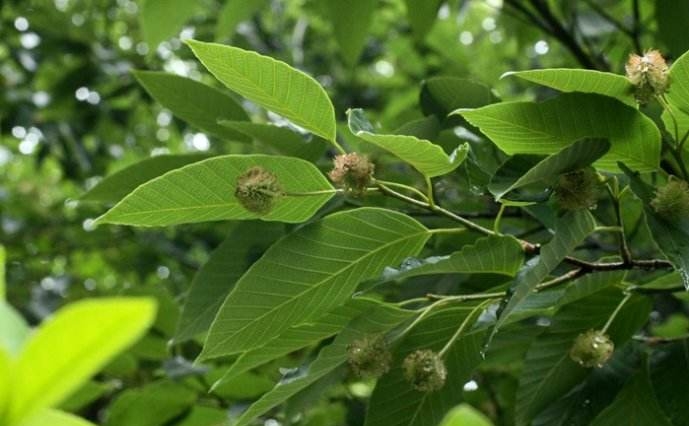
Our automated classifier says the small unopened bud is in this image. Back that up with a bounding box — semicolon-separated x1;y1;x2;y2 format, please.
625;49;669;103
569;329;614;368
346;336;392;378
328;152;374;196
235;166;282;214
651;177;689;221
554;168;599;211
402;349;447;392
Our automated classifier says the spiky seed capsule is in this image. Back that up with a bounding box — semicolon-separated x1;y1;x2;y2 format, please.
234;166;282;214
402;350;447;392
625;49;669;104
346;336;392;378
328;152;374;196
554;168;599;211
651;177;689;221
569;329;614;368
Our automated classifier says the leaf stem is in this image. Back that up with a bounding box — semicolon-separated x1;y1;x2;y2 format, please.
375;179;429;202
601;293;633;334
425;176;436;208
494;204;506;234
438;300;492;357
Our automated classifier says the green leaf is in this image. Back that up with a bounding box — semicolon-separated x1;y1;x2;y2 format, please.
440;404;494;426
383;235;524;281
215;0;268;41
95;155;334;226
650;342;689;426
457;93;661;172
621;163;689;289
0;245;5;300
7;298;156;425
104;381;196;426
234;301;414;426
515;284;651;425
0;347;10;422
139;0;200;49
176;222;283;342
489;138;610;201
219;120;327;161
81;154;209;204
134;71;249;141
656;0;689;58
0;302;30;357
590;367;672;426
186;40;337;142
200;207;430;358
420;77;498;121
403;0;443;40
365;306;487;426
491;210;597;342
347;108;469;178
503;69;636;106
175;406;228;426
324;0;376;66
212;298;375;388
663;50;689;142
17;409;96;426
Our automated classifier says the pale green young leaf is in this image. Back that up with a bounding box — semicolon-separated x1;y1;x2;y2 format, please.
17;409;96;426
590;367;672;426
489;138;610;201
234;301;414;426
457;93;661;172
663;50;689;143
383;235;524;282
134;71;249;141
215;0;268;41
515;284;651;425
503;69;636;106
219;120;327;161
324;0;376;66
200;207;430;359
95;155;334;227
439;404;494;426
81;154;209;204
0;302;30;356
212;298;376;388
175;222;284;342
0;245;5;300
0;347;10;423
7;298;156;425
365;306;487;426
347;108;469;178
490;210;597;342
139;0;200;49
186;40;337;142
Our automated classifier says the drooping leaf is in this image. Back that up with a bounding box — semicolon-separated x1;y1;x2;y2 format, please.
139;0;200;49
200;208;430;359
502;69;636;106
234;301;415;426
81;154;209;204
663;50;689;143
186;40;337;142
104;381;196;426
17;409;96;426
383;235;524;281
95;155;334;226
420;77;498;122
324;0;376;66
0;302;30;357
491;210;597;342
365;305;487;426
219;120;327;161
515;283;651;425
403;0;443;40
489;138;610;201
215;0;268;41
348;108;469;178
656;0;689;58
457;93;661;172
590;367;673;426
7;298;156;425
134;71;249;141
621;163;689;289
175;222;284;342
212;298;375;388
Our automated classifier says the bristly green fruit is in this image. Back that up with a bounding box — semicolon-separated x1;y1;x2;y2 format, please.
554;168;599;211
651;176;689;221
234;166;283;214
625;49;669;104
402;349;447;392
328;152;375;196
569;329;614;368
346;336;392;379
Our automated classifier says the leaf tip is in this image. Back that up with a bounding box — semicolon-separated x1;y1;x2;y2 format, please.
499;71;518;80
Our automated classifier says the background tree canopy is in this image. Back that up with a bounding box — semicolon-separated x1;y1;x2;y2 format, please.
2;0;689;425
